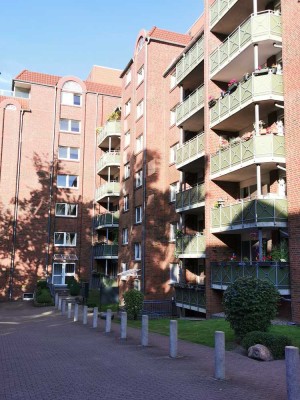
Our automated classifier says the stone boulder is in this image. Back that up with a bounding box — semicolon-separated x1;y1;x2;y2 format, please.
248;344;273;361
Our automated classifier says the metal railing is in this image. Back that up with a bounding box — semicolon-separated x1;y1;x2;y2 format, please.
176;36;204;84
176;234;206;257
97;120;121;147
176;184;205;212
93;244;119;258
95;181;120;202
176;84;204;127
94;211;120;228
96;151;121;173
0;89;30;99
210;0;239;28
176;132;205;168
174;284;206;312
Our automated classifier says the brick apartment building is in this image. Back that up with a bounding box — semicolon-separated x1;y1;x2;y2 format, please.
1;0;300;323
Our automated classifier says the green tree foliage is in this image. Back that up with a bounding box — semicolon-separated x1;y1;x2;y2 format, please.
223;277;280;339
123;289;144;320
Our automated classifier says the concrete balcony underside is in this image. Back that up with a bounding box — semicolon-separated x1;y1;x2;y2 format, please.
210;74;284;131
174;284;206;313
94;212;119;229
210;12;282;81
210;134;285;181
97;121;121;149
176;85;204;131
176;235;206;259
211;261;290;295
209;0;270;34
176;132;205;171
95;182;120;202
93;244;118;259
211;198;288;233
176;184;205;213
96;152;120;175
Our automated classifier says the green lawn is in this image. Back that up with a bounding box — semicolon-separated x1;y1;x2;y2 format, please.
124;318;300;349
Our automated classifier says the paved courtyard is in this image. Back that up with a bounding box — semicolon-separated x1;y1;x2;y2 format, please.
0;302;288;399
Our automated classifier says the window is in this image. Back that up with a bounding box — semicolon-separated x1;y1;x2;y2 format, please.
54;232;77;247
170;222;179;242
58;146;80;161
170;71;176;89
52;262;75;285
135;206;142;223
134;243;141;260
136;135;143;153
170;107;176;126
59;119;80;133
170;263;179;284
135;170;143;188
137;66;144;85
61;92;81;106
122;228;128;244
57;175;78;189
124;130;130;148
125;69;132;86
125;99;131;116
124;195;129;212
124;163;130;180
137;37;144;53
55;203;78;217
170;143;178;164
136;99;144;119
170;182;179;202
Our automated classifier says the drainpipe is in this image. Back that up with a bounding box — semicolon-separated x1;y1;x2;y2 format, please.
0;107;6;183
253;0;258;15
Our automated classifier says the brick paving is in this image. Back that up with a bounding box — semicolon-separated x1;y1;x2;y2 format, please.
0;302;288;400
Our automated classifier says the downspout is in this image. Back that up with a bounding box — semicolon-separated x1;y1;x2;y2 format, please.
45;86;58;278
0;108;6;183
9;109;26;300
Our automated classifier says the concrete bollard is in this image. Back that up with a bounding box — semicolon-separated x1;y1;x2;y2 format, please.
120;312;127;340
61;299;66;316
285;346;300;400
141;315;149;346
105;309;112;333
55;293;59;308
58;297;62;311
67;302;72;319
83;305;88;325
214;331;225;380
169;320;178;358
92;307;98;328
73;303;79;322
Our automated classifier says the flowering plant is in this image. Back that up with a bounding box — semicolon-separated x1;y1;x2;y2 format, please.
228;79;237;87
230;253;237;261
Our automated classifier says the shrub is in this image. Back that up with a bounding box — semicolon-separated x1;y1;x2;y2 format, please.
36;280;47;289
223;277;280;339
242;331;291;359
36;288;52;304
123;289;144;320
66;277;81;296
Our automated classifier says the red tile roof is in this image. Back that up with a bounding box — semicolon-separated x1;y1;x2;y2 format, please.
14;70;121;97
148;27;191;46
0;95;30;109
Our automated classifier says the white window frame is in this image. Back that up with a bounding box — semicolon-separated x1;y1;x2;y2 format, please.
170;182;179;202
57;174;79;189
137;66;144;85
125;99;131;116
55;203;78;217
170;263;179;284
124;130;130;148
170;222;179;242
135;206;142;224
170;143;178;164
125;69;132;86
58;146;80;161
136;135;143;154
170;108;176;126
124;163;130;180
170;72;176;90
134;243;141;260
135;170;143;188
136;99;144;120
59;118;81;133
52;262;76;285
122;228;128;244
124;195;129;212
61;92;81;106
54;232;77;247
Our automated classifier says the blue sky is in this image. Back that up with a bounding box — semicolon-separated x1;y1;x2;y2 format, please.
1;0;203;89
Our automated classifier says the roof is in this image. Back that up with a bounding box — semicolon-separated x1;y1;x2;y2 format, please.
148;27;191;45
0;95;30;110
14;70;121;97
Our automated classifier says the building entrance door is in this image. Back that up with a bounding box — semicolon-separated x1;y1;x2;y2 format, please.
52;263;75;285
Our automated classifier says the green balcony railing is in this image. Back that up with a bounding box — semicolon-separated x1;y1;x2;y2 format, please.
176;132;205;168
176;84;204;127
210;0;239;29
95;181;120;202
210;11;282;77
97;120;121;147
94;211;120;229
176;36;204;84
211;134;285;177
210;74;284;127
97;151;121;174
176;184;205;212
211;261;290;294
174;284;206;312
211;198;288;231
93;244;119;258
176;234;206;257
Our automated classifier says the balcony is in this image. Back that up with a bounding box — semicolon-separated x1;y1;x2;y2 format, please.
97;120;121;149
96;151;121;175
210;134;285;181
210;74;284;131
93;244;118;259
176;36;204;88
176;132;205;171
211;261;290;295
95;181;120;202
176;85;204;131
210;11;282;81
94;211;120;229
176;184;205;213
176;234;206;258
211;198;288;233
174;284;206;313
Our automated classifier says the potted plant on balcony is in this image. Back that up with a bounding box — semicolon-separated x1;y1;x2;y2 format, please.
208;95;217;108
254;64;269;76
227;79;238;93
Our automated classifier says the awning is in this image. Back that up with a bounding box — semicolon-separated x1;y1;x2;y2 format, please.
53;254;78;262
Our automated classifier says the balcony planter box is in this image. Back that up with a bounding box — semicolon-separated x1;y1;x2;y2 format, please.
227;82;238;94
208;99;217;108
254;68;269;76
